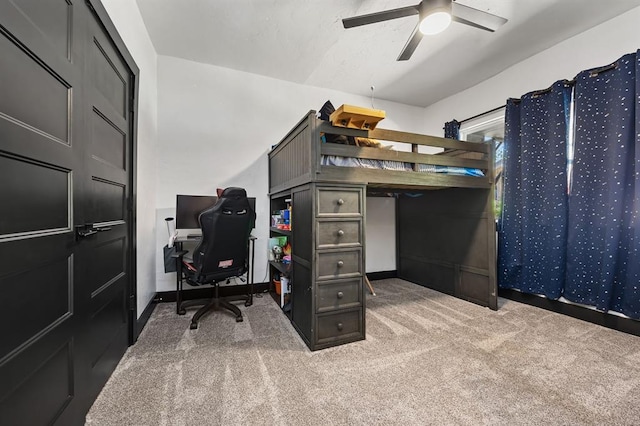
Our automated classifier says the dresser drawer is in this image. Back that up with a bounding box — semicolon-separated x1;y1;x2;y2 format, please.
316;219;362;249
316;278;362;312
316;309;363;344
316;249;362;281
317;187;362;217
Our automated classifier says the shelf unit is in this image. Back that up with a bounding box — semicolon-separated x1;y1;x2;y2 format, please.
268;183;366;350
270;227;291;237
268;193;293;313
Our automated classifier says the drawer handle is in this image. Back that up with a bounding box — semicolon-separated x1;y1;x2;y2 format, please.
337;291;344;299
337;229;344;237
337;260;344;268
337;322;344;331
337;198;344;205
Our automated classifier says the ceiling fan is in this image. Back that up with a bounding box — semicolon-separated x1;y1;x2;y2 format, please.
342;0;508;61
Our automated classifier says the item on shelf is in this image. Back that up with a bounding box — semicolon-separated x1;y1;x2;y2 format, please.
272;245;283;262
268;237;277;261
272;209;292;230
279;276;291;308
268;236;287;260
275;206;291;230
285;198;292;230
281;243;292;264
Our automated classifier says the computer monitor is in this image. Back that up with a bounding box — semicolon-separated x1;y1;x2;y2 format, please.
176;195;218;231
175;194;256;237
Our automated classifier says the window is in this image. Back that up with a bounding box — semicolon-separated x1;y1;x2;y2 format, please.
458;107;505;217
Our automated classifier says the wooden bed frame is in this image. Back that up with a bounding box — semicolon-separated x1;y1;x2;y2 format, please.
268;111;497;349
270;111;494;193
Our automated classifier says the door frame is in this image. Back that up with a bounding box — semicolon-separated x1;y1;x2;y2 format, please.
86;0;140;344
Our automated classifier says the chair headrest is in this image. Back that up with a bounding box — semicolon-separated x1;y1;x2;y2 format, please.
220;187;247;199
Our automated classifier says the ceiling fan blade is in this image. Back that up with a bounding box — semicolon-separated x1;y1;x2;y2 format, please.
451;2;507;32
343;5;419;28
397;24;423;61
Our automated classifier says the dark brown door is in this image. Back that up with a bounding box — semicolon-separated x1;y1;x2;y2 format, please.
0;1;133;424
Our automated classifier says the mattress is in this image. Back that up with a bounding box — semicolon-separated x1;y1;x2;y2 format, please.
320;155;485;177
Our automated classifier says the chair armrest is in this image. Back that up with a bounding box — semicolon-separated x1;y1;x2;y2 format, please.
182;261;197;272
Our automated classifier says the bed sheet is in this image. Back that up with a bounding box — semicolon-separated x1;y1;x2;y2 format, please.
320;155;485;177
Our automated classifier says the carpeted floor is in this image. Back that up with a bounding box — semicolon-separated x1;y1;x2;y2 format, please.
86;279;640;425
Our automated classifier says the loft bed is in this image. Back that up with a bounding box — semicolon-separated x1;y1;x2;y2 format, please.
268;110;497;347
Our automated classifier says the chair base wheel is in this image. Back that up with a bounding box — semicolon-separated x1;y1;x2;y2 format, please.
244;300;252;307
190;322;198;330
178;309;186;315
236;316;243;322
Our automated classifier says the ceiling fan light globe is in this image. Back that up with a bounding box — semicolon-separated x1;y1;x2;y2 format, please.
419;11;451;35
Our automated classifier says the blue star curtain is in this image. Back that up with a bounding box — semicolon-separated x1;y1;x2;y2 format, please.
498;81;572;299
565;51;640;319
444;119;460;139
498;99;523;291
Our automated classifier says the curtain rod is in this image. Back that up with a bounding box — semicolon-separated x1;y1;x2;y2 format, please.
459;104;506;124
457;76;581;124
451;59;616;124
511;79;577;104
589;62;617;77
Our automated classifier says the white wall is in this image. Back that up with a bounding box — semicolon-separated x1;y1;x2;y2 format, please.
103;0;159;318
366;197;396;272
422;6;640;133
155;55;425;291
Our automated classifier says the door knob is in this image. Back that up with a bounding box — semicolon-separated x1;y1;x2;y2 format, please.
337;229;344;237
75;224;112;240
337;198;344;205
76;227;97;239
75;224;97;239
337;260;344;267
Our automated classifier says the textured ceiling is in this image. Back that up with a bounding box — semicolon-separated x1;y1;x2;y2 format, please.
136;0;640;107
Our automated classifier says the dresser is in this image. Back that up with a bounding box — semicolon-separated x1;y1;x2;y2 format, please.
270;182;366;350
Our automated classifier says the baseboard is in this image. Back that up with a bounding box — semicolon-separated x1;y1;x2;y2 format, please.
155;281;269;303
134;296;157;342
499;288;640;337
366;270;397;281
